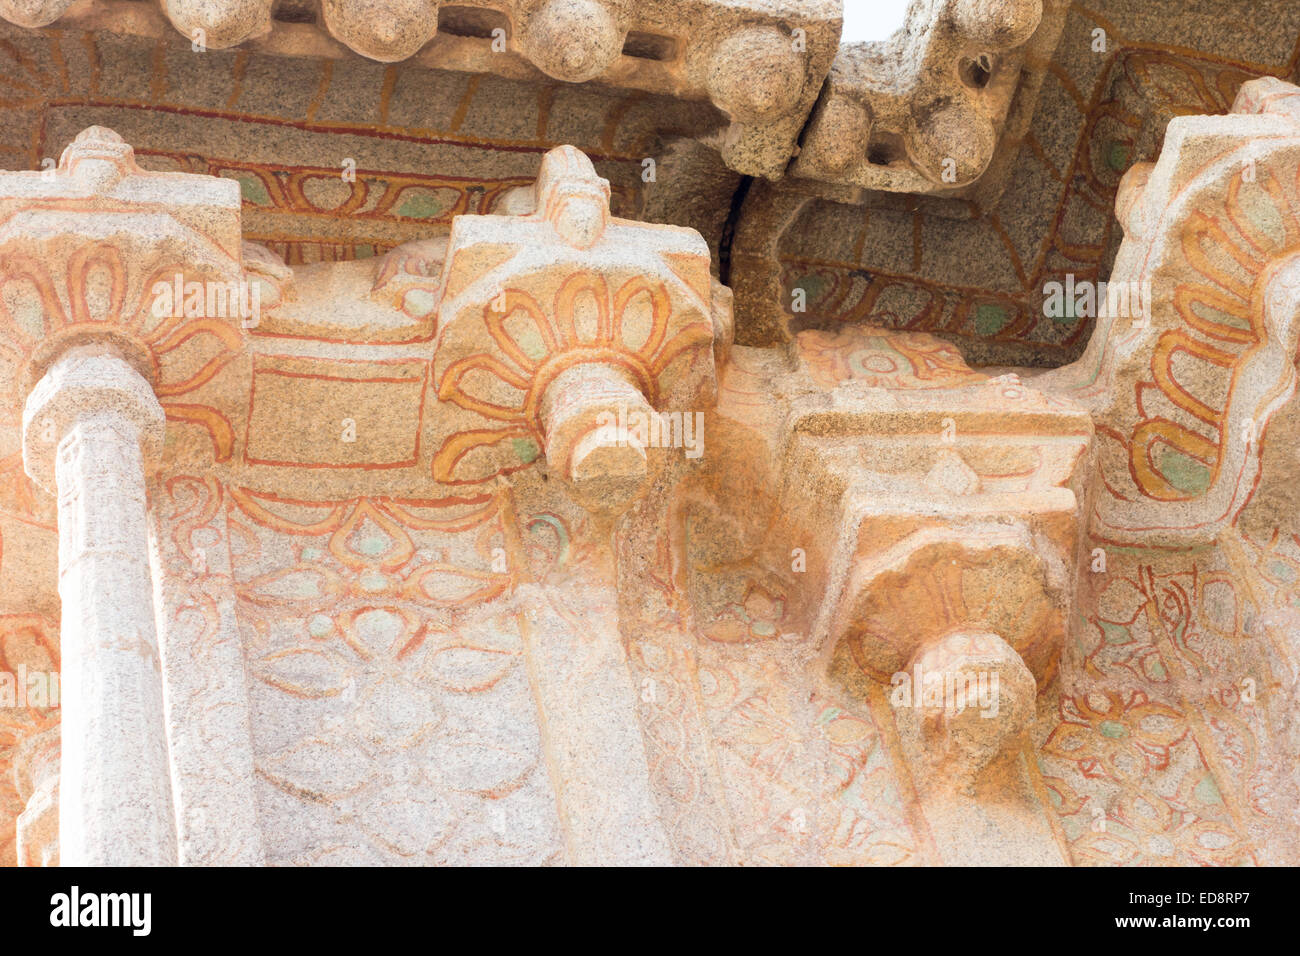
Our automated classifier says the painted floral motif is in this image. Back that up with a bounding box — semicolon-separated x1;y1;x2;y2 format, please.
0;239;244;459
1116;161;1300;502
797;326;985;390
704;584;787;643
1044;691;1188;780
228;488;564;865
433;272;712;483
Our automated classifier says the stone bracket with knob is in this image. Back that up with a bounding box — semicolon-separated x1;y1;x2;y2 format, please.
430;144;724;511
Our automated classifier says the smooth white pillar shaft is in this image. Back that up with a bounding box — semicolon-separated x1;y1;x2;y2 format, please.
24;351;176;865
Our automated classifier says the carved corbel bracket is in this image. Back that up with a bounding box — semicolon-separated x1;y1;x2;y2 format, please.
0;126;254;471
791;0;1068;197
764;331;1091;785
1037;76;1300;548
431;145;723;512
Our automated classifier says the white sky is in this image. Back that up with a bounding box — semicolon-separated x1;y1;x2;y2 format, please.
841;0;914;43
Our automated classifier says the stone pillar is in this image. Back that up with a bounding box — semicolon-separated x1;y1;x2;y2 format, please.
515;583;673;866
22;348;176;866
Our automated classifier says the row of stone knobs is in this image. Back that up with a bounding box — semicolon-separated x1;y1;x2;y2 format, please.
1;0;809;127
0;0;613;67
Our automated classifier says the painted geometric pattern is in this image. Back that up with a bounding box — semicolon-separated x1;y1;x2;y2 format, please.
227;486;566;865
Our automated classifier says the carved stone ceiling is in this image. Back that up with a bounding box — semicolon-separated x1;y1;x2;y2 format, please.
1;1;1297;367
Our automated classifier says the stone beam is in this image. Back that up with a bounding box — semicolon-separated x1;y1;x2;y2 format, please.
3;0;840;179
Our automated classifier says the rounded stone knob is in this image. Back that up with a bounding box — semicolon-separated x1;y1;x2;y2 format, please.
804;97;873;174
707;26;806;124
57;126;138;194
908;630;1036;790
520;0;623;83
540;364;652;513
162;0;273;49
321;0;439;61
535;145;611;248
906;100;996;187
0;0;75;28
951;0;1042;50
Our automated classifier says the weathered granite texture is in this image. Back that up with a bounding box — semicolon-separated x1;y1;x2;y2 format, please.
792;0;1069;197
0;0;1296;868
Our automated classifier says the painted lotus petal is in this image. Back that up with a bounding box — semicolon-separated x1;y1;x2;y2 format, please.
241;564;345;606
435;741;536;798
260;738;375;800
427;644;517;693
254;646;350;698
